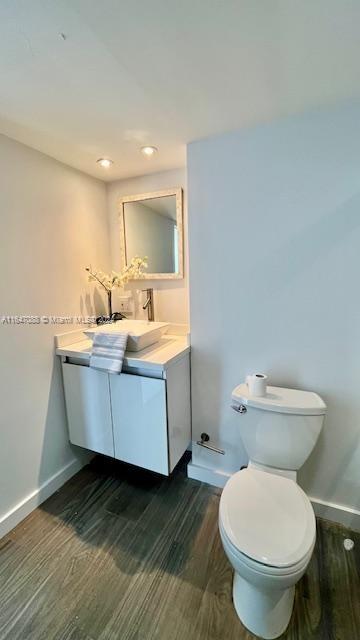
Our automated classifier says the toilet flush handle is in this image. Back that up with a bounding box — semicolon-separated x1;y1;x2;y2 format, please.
231;404;247;414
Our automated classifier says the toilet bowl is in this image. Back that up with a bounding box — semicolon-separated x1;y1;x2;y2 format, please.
220;384;326;639
219;468;316;639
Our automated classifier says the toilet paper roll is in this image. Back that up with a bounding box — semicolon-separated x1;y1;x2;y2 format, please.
246;373;268;397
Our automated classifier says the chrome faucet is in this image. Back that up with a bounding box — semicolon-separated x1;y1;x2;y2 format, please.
142;288;154;321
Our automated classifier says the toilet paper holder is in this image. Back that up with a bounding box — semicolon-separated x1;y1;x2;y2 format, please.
196;432;225;455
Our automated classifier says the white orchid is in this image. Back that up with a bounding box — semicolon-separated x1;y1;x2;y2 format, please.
85;257;148;293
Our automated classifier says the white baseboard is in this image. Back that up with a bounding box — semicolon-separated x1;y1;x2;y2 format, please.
310;496;360;532
0;456;88;540
187;461;231;488
188;460;360;532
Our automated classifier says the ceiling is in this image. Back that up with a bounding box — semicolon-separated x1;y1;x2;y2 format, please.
1;0;360;182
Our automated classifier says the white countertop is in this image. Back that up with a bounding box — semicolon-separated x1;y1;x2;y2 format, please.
55;328;190;373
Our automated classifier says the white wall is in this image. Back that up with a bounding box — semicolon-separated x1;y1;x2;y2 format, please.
107;168;189;323
0;135;110;536
187;102;360;528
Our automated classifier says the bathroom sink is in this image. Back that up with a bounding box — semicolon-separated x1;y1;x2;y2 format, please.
84;320;170;352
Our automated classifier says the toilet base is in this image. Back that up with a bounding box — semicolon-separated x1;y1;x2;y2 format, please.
232;571;295;639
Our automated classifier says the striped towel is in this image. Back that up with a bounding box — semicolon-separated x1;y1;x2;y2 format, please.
89;332;128;374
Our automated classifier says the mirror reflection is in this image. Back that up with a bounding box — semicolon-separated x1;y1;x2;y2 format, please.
122;192;181;276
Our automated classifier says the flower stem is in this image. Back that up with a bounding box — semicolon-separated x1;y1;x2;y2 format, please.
86;267;110;292
107;290;113;317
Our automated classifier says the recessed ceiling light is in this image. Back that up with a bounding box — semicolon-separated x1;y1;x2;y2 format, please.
141;146;158;157
96;158;113;168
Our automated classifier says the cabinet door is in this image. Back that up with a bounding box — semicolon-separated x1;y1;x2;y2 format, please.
62;363;114;456
110;374;168;475
165;355;191;472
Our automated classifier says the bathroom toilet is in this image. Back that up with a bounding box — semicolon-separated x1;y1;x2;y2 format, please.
219;383;326;639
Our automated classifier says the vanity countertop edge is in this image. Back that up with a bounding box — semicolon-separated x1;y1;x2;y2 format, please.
55;325;190;373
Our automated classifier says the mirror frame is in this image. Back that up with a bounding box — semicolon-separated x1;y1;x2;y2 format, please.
118;187;184;280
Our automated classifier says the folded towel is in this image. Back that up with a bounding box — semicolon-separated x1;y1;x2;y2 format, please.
90;332;128;374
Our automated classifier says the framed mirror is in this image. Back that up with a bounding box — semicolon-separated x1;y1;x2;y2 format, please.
119;188;183;279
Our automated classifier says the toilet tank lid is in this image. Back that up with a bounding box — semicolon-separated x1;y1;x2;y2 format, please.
232;384;326;415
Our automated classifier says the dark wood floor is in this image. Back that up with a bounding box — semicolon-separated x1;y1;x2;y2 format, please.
0;456;359;640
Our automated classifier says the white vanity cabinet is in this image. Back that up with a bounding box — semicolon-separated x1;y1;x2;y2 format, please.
110;375;168;474
61;352;191;476
62;364;114;457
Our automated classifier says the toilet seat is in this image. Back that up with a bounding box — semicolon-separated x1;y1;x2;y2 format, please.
219;468;316;570
219;519;314;579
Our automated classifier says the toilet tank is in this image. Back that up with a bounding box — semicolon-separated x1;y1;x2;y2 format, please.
231;384;326;471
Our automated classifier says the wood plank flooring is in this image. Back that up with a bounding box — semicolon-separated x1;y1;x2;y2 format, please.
0;455;359;640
